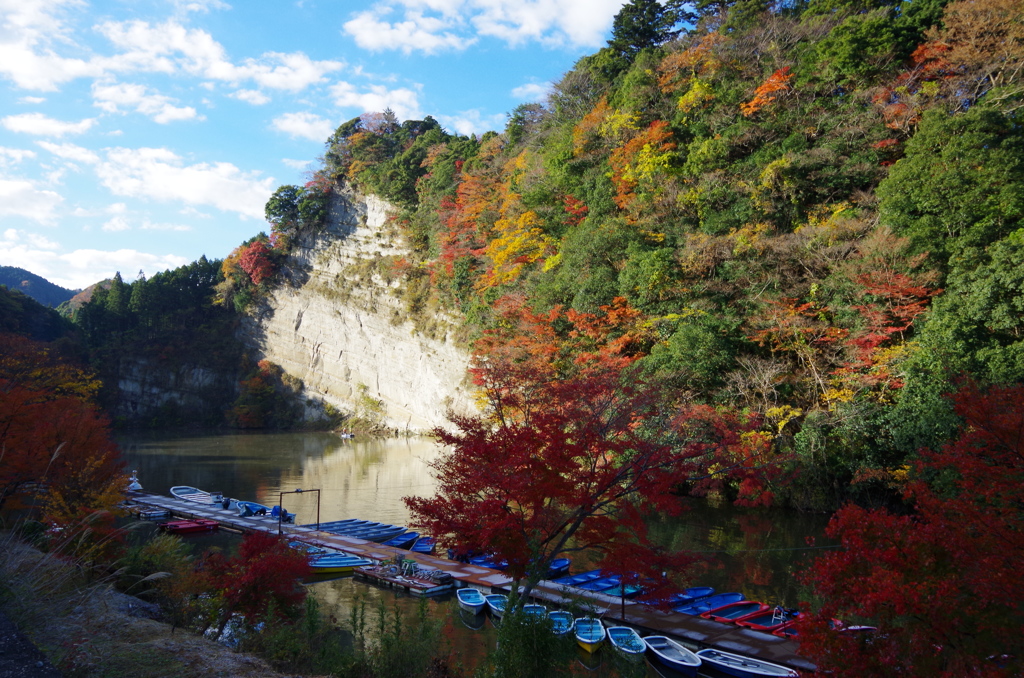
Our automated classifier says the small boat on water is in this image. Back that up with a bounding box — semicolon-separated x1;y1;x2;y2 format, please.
410;536;436;554
548;610;574;636
574;617;606;653
695;649;799;678
644;635;702;677
665;586;715;606
552;569;604;587
456;588;487;614
308;554;373;574
485;594;508;618
470;554;509;570
674;592;744;615
576;575;621;592
547;557;571;579
606;626;645;659
159;518;219;534
170;486;224;505
522;603;547;621
382;531;419;549
734;607;801;632
702;600;771;622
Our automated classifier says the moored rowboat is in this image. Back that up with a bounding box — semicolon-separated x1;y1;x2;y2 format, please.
574;617;606;653
485;594;508;618
606;626;645;659
159;518;218;534
643;635;702;677
548;610;574;636
695;648;799;678
456;588;487;614
308;554;373;574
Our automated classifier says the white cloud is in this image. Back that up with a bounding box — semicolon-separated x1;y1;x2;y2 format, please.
18;96;46;104
0;0;104;90
171;0;231;14
102;216;131;232
231;89;270;105
0;177;63;223
92;81;201;123
0;231;190;288
343;8;475;54
97;20;344;91
2;113;97;136
141;219;192;231
330;81;422;121
437;109;506;136
272;112;334;142
511;82;549;101
95;146;275;219
0;147;37;167
282;158;310;170
36;141;101;164
342;0;627;53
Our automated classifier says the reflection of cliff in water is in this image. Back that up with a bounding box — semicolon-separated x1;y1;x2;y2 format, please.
117;432;441;526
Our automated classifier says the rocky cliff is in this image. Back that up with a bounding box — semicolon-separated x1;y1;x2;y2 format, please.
241;184;473;433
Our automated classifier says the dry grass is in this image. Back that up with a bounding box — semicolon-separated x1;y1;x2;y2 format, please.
0;532;307;678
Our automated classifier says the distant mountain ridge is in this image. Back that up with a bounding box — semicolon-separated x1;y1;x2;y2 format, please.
0;267;78;308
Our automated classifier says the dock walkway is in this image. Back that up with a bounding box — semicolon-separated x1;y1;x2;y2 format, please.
128;491;814;673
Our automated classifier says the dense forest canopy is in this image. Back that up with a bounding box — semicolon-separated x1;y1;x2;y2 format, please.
70;0;1023;510
215;0;1020;509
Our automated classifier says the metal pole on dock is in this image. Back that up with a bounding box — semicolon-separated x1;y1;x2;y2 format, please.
278;488;320;535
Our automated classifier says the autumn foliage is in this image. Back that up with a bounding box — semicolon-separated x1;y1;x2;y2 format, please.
799;382;1024;677
202;531;311;627
740;67;793;117
407;297;782;605
0;333;125;520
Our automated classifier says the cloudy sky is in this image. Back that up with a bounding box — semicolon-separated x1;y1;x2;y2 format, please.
0;0;630;290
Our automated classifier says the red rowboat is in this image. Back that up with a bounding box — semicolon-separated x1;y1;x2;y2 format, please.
159;518;219;534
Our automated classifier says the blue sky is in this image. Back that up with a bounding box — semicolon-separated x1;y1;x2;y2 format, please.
0;0;631;290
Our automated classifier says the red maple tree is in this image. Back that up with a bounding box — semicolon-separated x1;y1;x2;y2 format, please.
202;532;311;633
406;298;778;608
798;382;1024;677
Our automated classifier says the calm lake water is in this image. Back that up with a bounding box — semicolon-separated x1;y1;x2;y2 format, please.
118;431;832;676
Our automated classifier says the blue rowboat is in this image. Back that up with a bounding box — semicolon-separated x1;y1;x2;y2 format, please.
546;557;571;579
669;586;716;605
695;649;798;678
607;626;645;659
576;575;621;592
674;592;744;615
456;588;486;614
552;569;604;587
411;536;435;553
644;636;702;677
603;583;643;598
469;555;509;570
548;610;574;636
574;617;606;653
522;604;547;621
383;531;419;549
308;554;373;574
359;526;407;542
485;594;507;618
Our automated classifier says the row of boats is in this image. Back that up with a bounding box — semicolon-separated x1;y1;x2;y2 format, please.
552;572;802;637
454;588;799;678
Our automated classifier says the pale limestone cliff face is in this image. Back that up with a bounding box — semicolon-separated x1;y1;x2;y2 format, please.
241;184;473;432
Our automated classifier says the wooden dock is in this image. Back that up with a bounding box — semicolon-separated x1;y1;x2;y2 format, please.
126;491;815;673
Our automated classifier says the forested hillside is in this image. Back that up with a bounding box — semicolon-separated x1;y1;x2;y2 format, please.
0;266;77;308
74;0;1022;508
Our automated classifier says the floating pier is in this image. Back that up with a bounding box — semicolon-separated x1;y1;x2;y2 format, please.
125;490;814;673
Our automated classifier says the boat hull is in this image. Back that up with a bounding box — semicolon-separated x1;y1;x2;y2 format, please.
309;556;373;573
548;611;574;636
696;649;799;678
643;635;701;677
574;617;606;653
456;588;487;614
606;626;645;660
